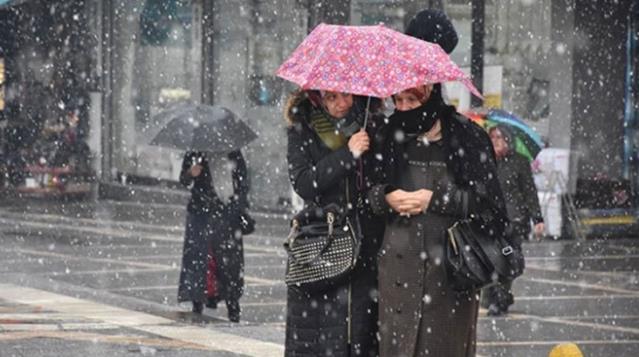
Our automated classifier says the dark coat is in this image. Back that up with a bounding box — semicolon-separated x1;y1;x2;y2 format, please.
179;152;223;215
284;92;384;357
496;152;543;231
370;108;509;238
369;108;509;357
177;151;247;303
482;152;541;312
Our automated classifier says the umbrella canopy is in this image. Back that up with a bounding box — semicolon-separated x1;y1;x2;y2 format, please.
277;23;481;98
467;109;543;161
149;104;257;154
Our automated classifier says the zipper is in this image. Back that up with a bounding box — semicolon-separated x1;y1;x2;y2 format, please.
345;174;354;347
346;218;358;266
347;281;352;345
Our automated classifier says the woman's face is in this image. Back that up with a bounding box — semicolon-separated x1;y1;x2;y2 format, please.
393;85;433;111
489;128;509;156
321;91;353;119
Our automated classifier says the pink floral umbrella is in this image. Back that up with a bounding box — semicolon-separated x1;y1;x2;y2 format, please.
277;23;481;99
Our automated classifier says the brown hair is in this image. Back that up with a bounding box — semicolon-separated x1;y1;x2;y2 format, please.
284;90;320;126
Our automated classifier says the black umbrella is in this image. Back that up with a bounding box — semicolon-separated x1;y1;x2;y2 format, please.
149;104;257;154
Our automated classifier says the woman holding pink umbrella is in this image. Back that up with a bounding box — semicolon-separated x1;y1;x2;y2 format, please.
284;90;385;356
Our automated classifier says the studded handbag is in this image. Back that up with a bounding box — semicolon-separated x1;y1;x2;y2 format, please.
284;180;362;293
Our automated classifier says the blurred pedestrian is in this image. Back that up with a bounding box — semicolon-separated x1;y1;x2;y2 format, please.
405;8;459;55
284;89;384;356
211;149;249;322
482;125;545;316
177;149;248;322
51;110;91;174
365;9;508;356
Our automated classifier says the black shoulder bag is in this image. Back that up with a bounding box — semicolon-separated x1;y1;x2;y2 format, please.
284;179;362;293
445;199;525;291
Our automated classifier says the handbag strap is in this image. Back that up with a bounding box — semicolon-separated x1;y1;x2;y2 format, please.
285;211;340;265
461;190;469;219
286;176;357;264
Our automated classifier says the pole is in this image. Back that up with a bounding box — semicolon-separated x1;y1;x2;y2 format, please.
471;0;485;108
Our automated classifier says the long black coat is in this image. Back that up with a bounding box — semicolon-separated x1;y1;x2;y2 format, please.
368;108;509;357
496;152;543;235
285;93;384;357
177;151;247;303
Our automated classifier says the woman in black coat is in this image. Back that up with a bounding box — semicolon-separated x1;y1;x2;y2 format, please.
177;150;248;322
368;85;509;357
482;125;544;316
284;90;384;357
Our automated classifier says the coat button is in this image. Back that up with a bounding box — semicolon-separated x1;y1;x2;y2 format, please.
396;307;402;314
395;280;401;287
396;253;403;259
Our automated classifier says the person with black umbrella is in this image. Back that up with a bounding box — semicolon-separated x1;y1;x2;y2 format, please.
150;104;256;323
177;149;248;322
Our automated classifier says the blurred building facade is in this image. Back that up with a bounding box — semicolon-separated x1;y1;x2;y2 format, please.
0;0;636;211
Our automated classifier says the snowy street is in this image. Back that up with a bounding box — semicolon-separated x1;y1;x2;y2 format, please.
0;199;638;356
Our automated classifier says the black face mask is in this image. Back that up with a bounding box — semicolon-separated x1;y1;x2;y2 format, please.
389;96;446;137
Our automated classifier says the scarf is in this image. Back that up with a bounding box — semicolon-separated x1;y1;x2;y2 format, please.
388;95;448;137
308;107;347;151
383;99;455;185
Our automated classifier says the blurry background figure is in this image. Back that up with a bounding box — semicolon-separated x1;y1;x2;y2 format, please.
405;8;459;54
177;149;248;322
483;125;545;316
51;110;91;175
209;149;249;322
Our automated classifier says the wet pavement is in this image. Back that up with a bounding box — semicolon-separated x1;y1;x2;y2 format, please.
0;197;638;356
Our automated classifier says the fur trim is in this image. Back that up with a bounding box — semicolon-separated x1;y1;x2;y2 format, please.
284;90;311;127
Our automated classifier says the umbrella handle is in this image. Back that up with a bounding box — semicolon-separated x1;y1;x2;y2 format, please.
363;96;372;129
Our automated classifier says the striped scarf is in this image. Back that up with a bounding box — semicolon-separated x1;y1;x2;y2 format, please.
308;108;347;151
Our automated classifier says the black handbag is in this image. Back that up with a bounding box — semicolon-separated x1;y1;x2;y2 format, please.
284;181;362;293
445;210;525;291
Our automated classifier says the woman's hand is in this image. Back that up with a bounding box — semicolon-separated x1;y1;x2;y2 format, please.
189;164;203;177
385;189;408;213
348;129;370;158
385;189;433;216
397;189;433;215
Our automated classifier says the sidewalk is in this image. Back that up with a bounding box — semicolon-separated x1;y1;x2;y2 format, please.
0;196;289;357
2;196;639;356
0;284;284;357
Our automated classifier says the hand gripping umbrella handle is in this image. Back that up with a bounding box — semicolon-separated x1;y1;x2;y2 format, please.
363;96;372;129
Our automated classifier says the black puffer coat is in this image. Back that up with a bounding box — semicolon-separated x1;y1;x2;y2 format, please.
285;92;384;357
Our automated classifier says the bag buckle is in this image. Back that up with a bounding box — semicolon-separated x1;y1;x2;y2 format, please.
447;224;459;255
287;219;299;247
501;246;514;256
327;212;335;237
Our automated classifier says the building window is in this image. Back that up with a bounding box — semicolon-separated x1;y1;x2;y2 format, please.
110;0;201;181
